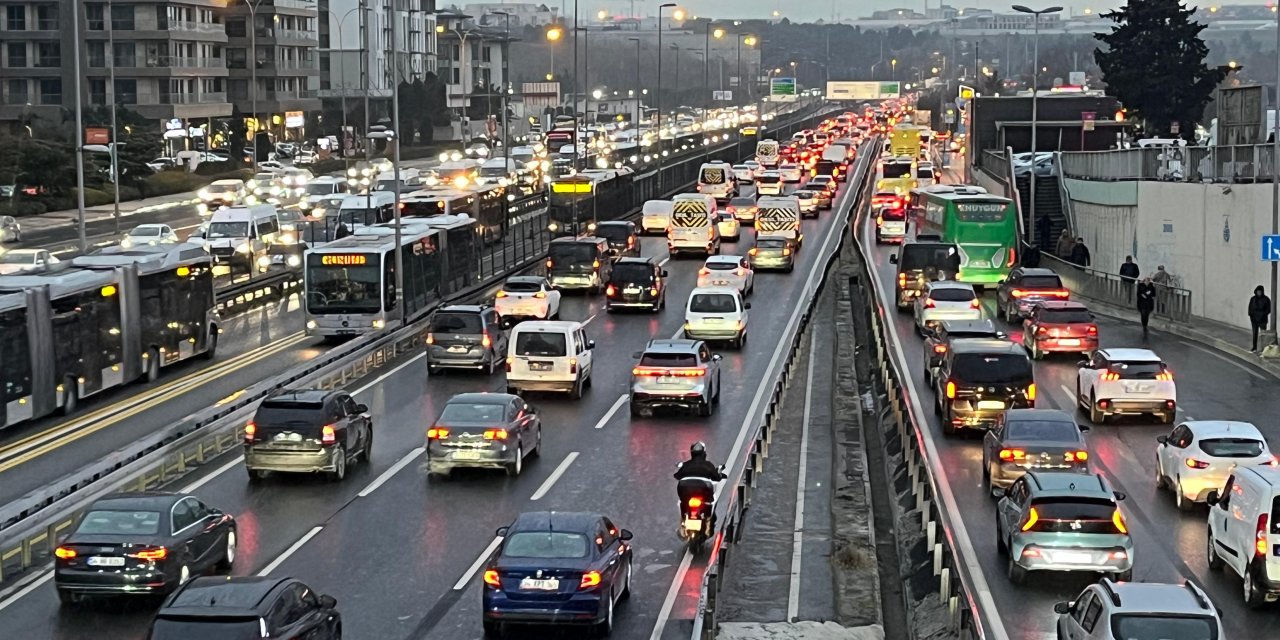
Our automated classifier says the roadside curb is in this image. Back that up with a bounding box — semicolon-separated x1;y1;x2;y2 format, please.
1073;295;1280;381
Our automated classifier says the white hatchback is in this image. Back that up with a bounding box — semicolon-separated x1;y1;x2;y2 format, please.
1157;420;1274;510
494;275;562;326
696;255;754;296
913;281;981;334
1076;349;1177;424
779;163;803;183
684;287;750;349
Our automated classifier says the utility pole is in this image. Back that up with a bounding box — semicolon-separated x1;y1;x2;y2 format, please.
1012;5;1064;248
246;0;264;170
1271;4;1280;344
390;0;404;324
107;0;120;234
72;0;87;251
657;3;676;192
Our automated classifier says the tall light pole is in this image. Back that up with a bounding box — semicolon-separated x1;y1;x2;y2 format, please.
244;0;266;170
389;0;404;323
657;3;678;192
72;0;87;251
492;11;513;169
706;24;725;97
107;0;120;234
738;35;756;101
628;37;641;126
1272;3;1280;342
1012;5;1062;249
325;7;361;166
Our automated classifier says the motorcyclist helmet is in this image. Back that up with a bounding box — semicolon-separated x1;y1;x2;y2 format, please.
689;441;707;459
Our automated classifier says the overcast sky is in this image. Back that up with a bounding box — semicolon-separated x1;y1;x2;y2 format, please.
589;1;1278;23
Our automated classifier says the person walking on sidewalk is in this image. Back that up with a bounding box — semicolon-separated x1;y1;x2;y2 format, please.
1248;285;1271;352
1137;277;1156;336
1069;237;1091;267
1022;243;1042;268
1055;229;1074;259
1119;256;1140;303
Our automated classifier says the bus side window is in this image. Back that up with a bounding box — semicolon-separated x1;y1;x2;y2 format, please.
383;259;398;311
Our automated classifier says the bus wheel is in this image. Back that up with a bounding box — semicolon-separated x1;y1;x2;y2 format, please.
61;383;78;416
145;349;161;383
202;328;218;360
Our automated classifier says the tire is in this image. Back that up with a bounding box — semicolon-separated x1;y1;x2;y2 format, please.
328;446;347;482
506;386;519;395
1006;555;1026;585
428;365;441;376
56;590;80;607
1111;570;1133;582
1175;476;1195;512
620;560;633;600
247;468;268;483
630;400;643;417
505;445;523;477
202;327;218;360
1088;392;1105;425
1207;528;1224;571
585;373;593;389
145;349;161;382
569;378;583;400
61;384;78;416
595;591;615;637
215;530;237;572
530;427;542;458
1155;458;1169;490
942;405;957;435
361;428;373;463
1245;563;1269;608
995;521;1008;556
697;397;713;417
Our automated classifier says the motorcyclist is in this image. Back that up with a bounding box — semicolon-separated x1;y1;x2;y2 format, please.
674;442;724;481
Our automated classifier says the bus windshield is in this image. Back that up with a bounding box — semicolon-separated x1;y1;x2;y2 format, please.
882;162;912;179
305;254;382;314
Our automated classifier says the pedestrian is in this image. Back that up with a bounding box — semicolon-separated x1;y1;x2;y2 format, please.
1249;285;1271;352
1055;229;1074;259
1037;212;1052;251
1069;237;1091;267
1151;265;1171;286
1137;277;1156;336
1119;256;1139;281
1022;243;1042;268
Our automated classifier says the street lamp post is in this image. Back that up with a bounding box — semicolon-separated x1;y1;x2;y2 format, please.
628;37;641;126
325;7;361;166
72;0;87;251
244;0;266;170
1012;4;1063;249
737;35;756;101
1271;5;1280;343
706;25;725;95
492;11;513;170
107;0;120;234
657;3;677;192
389;0;404;324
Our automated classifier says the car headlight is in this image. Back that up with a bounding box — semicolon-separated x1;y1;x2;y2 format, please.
548;222;559;231
307;320;317;329
236;243;252;253
372;319;385;329
279;232;296;244
287;254;301;267
120;237;133;248
198;189;211;200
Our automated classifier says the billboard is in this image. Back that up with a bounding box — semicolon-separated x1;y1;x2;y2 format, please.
825;81;901;101
770;77;797;97
1216;85;1265;146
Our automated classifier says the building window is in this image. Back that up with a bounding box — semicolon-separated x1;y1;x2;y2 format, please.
6;6;25;31
89;79;107;105
226;48;247;69
451;67;460;84
35;43;60;68
35;4;57;30
114;79;137;105
5;79;28;105
482;45;491;63
87;42;106;68
6;42;26;68
38;78;61;105
112;43;134;68
110;4;134;31
226;18;246;38
229;78;248;101
86;3;105;30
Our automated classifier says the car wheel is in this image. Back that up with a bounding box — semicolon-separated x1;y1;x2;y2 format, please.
362;428;373;463
620;559;633;600
630;400;643;417
1206;527;1224;570
328;446;347;482
177;563;192;589
995;520;1007;556
247;468;268;483
1029;340;1041;361
56;590;81;607
1175;476;1196;512
60;384;78;416
531;428;542;458
942;406;957;436
1245;565;1268;608
483;620;503;638
505;386;519;396
1088;392;1105;424
585;373;593;389
1006;555;1026;584
1111;570;1132;582
698;397;714;417
145;348;161;382
428;365;441;376
569;379;583;400
1155;458;1169;490
216;530;237;572
506;445;523;477
202;328;218;360
596;591;615;637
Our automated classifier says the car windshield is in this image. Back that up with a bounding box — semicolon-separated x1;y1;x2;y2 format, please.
929;287;974;302
594;225;630;242
149;618;264;640
439;403;506;423
207;184;238;193
76;509;162;536
612;263;654;283
690;294;738;313
430;313;483;334
254;401;325;428
757;174;780;183
1039;308;1091;323
705;261;739;271
503;280;543;293
305;183;337;195
757;238;788;250
1019;275;1063;289
880;207;906;221
206;222;248;238
1005;420;1080;442
918;168;935;179
640;352;698;368
515;332;567;357
951;353;1032;384
306;254;381;314
1198;438;1265;458
1109;615;1217;640
899;245;961;273
795;191;815;199
130;227;163;237
0;253;35;264
729;198;755;208
1024;497;1120;534
503;532;589;559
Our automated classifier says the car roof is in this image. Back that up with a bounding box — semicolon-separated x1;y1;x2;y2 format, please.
1016;268;1060;277
705;255;744;264
690;286;742;296
594;221;632;228
1096;579;1217;616
550;236;604;245
162;576;290;614
949;339;1025;355
1025;471;1112;497
505;275;545;285
644;339;701;354
510;511;603;534
939;319;998;333
1033;301;1087;311
437;304;489;314
926;280;973;291
512;320;582;332
447;392;517;405
1098;348;1160;362
614;256;657;266
1005;408;1075;423
1183;420;1264;439
262;388;334;404
92;492;184;511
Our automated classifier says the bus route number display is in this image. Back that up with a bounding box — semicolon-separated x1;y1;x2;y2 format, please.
321;254;368;266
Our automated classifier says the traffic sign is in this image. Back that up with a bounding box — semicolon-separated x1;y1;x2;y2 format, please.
1261;235;1280;261
1082;111;1096;131
771;77;797;97
713;90;733;101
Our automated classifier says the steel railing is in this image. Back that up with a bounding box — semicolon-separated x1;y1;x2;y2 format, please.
1059;143;1280;184
1040;254;1193;323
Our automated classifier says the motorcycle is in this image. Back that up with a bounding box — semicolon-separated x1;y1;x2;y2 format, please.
676;468;724;554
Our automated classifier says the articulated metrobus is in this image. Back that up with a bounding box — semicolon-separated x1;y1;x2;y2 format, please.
914;185;1018;286
0;244;218;427
401;185;507;243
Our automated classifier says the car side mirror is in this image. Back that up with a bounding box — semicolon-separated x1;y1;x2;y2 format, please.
888;254;898;264
662;270;669;277
319;594;338;609
1078;425;1090;433
1076;360;1089;368
712;354;723;362
744;302;752;309
355;404;369;414
586;340;596;350
1053;601;1072;615
1207;491;1221;506
1156;435;1168;445
1114;491;1127;501
997;279;1006;285
495;526;509;537
619;529;634;541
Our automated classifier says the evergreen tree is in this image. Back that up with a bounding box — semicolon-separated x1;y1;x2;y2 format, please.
1094;0;1226;140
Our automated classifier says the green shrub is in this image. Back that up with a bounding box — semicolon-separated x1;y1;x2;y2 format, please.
144;172;204;196
77;188;113;207
193;160;242;176
0;200;47;217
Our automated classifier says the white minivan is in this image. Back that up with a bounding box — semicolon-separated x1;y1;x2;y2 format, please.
669;194;722;257
1206;466;1280;607
641;199;674;235
505;321;595;399
697;162;735;201
202;204;280;272
684;286;750;349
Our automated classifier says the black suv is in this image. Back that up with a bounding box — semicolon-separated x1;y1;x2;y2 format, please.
426;305;509;374
243;389;373;482
593;220;641;258
932;339;1035;435
546;236;612;293
149;576;340;640
888;238;961;310
605;257;668;312
922;319;1006;384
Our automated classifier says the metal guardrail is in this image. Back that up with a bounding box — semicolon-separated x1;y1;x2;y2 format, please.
693;134;878;639
0;102;835;587
1058;143;1280;184
1041;254;1193;323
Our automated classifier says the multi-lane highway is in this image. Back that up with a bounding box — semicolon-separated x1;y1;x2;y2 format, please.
861;169;1280;638
0;160;862;638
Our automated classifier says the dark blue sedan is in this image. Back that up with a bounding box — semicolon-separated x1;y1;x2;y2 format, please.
482;511;633;637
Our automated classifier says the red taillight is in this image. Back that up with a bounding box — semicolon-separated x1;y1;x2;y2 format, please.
321;424;337;445
1258;515;1270;556
1186;458;1210;469
484;569;501;587
945;380;956;399
546;259;553;269
130;547;168;561
427;427;450;440
1087;325;1098;336
749;248;758;256
933;344;947;353
1026;383;1036;401
782;248;792;256
1102;372;1121;381
924;299;936;308
55;547;76;559
999;448;1025;461
632;367;706;377
579;570;602;590
484;428;509;440
495;290;508;298
1010;289;1027;298
569;358;578;374
482;332;492;348
687;496;704;508
698;268;710;276
606;284;617;297
898;273;907;287
244;422;257;443
505;357;513;372
970;298;981;309
1065;450;1088;463
1008;247;1017;266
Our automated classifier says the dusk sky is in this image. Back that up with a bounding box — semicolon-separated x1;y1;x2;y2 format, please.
586;1;1279;23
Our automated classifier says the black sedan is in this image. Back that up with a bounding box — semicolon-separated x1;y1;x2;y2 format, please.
426;393;542;479
151;576;341;639
54;492;236;605
982;409;1091;494
483;511;633;637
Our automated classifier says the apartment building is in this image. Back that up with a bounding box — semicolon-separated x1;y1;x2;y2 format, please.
318;0;436;124
436;9;509;115
221;0;321;139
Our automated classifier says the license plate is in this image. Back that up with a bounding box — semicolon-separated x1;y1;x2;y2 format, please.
447;345;468;354
683;518;703;531
713;280;731;286
704;318;723;324
1058;339;1080;346
520;578;560;591
977;400;1006;411
530;361;553;371
970;260;990;267
274;432;304;443
452;450;483;461
657;376;680;385
87;556;125;567
624;287;641;294
1054;551;1092;564
1123;382;1152;393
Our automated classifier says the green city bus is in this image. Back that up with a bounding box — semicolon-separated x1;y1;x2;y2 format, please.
915;187;1018;285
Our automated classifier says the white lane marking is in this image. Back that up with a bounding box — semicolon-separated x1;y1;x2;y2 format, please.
358;446;425;497
356;352;426;394
1182;341;1266;381
1060;385;1076;404
181;457;244;493
862;209;1012;640
257;526;323;576
654;152;855;640
582;311;600;326
595;395;629;429
453;536;504;590
530;451;580;501
659;256;671;267
787;329;818;621
0;571;53;613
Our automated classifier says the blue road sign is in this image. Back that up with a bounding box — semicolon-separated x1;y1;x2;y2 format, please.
1261;234;1280;261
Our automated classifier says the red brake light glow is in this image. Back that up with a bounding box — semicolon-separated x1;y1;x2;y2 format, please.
129;547;168;561
1186;458;1210;469
55;547;76;559
933;344;947;353
484;429;509;440
483;569;501;587
687;496;703;508
1087;325;1098;336
1102;372;1121;381
1065;450;1089;462
999;448;1026;461
427;427;450;439
579;571;602;589
924;299;936;308
1257;514;1270;556
606;284;617;297
970;298;981;309
244;422;257;443
482;332;492;348
321;424;337;445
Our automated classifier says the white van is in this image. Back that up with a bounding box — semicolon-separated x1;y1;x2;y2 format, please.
1206;466;1280;606
336;191;396;228
300;176;349;215
684;286;751;348
505;321;595;399
641;200;674;235
697;163;734;201
755;196;802;245
202;204;280;272
374;168;424;193
755;139;780;167
669;194;722;257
